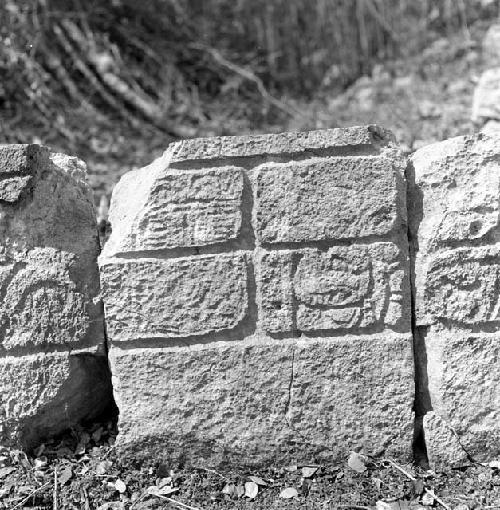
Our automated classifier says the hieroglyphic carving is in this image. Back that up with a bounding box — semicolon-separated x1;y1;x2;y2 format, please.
100;127;414;464
258;243;407;334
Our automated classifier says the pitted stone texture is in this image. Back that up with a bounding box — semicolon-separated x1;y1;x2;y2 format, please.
423;412;469;471
0;145;110;447
0;249;96;350
166;125;395;164
0;144;43;202
106;166;244;255
0;352;112;447
424;246;500;325
110;336;413;465
424;335;500;464
472;69;500;124
101;254;249;342
411;133;500;466
100;127;413;462
258;243;409;334
256;157;404;243
410;134;500;324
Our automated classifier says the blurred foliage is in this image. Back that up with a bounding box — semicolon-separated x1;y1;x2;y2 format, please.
0;0;498;195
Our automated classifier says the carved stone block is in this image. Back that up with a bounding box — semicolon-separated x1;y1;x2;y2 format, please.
99;126;413;464
411;133;500;467
0;146;111;447
255;157;404;243
101;254;249;341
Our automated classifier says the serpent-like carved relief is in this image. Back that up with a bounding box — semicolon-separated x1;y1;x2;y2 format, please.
0;249;90;351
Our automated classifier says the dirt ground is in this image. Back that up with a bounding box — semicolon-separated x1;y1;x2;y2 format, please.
1;418;500;510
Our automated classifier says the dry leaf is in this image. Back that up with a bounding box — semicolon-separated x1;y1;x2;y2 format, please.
301;466;318;478
147;485;177;497
59;465;73;486
248;475;267;486
348;452;366;473
92;427;104;443
244;481;258;499
279;487;298;499
235;485;245;498
222;484;235;496
115;479;127;494
421;492;434;506
96;460;113;475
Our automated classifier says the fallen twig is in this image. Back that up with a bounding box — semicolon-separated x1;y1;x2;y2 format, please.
191;43;306;119
53;467;58;510
11;482;51;510
385;458;451;510
193;466;229;480
153;494;203;510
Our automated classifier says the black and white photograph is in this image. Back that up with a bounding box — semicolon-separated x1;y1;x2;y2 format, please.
1;1;500;508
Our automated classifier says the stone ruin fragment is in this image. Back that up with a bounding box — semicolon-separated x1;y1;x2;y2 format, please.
99;126;415;464
0;144;113;448
1;127;500;471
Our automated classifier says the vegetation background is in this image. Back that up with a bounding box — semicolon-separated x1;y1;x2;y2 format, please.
0;0;499;198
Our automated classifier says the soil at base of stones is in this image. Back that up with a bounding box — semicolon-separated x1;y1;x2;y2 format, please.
0;419;499;510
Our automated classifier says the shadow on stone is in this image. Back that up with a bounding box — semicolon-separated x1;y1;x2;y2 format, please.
19;352;117;451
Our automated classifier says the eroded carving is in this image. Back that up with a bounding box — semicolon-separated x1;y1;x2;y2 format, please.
0;249;90;351
100;253;249;341
425;246;500;324
258;242;407;334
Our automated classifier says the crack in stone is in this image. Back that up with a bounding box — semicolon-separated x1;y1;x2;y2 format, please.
284;347;295;428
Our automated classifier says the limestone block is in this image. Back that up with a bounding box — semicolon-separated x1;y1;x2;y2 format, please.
0;145;111;448
106;166;244;254
258;243;409;334
100;127;413;464
101;254;249;341
423;412;469;471
166;125;396;164
109;336;413;465
472;69;500;124
255;157;405;243
410;133;500;466
424;335;500;465
0;352;112;447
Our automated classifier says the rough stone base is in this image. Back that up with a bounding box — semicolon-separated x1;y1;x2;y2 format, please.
422;333;500;467
110;335;414;467
0;351;113;449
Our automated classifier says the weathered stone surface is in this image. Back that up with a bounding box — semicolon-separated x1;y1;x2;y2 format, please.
410;133;500;465
100;127;413;464
0;145;111;447
166;125;395;164
0;144;42;203
0;352;112;447
423;412;469;471
101;254;248;341
424;246;500;325
255;157;404;243
424;335;500;464
106;166;244;254
472;69;500;124
110;336;413;465
257;243;409;334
